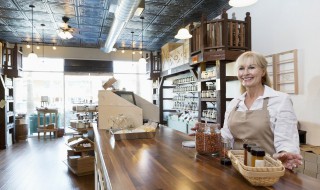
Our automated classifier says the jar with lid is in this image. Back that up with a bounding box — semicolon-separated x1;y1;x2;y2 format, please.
195;122;221;156
220;137;232;165
251;147;265;167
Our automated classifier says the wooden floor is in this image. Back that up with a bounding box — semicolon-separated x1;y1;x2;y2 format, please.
0;136;94;190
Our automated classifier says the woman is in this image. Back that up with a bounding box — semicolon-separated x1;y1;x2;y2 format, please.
220;51;302;170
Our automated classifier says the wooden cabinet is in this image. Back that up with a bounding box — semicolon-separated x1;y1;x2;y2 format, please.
158;10;251;128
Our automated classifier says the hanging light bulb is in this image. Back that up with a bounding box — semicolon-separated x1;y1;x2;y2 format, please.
174;9;192;40
28;4;38;62
36;44;40;49
138;16;147;64
229;0;258;7
41;23;45;63
52;45;57;50
26;43;30;48
121;49;125;53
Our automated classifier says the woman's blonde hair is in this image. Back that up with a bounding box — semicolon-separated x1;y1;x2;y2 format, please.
236;51;272;94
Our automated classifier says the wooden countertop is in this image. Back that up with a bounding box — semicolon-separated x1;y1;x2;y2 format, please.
94;126;320;190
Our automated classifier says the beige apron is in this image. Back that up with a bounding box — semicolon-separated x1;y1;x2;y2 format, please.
227;98;276;155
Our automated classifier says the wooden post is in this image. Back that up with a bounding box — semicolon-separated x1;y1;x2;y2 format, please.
245;12;251;51
221;9;229;51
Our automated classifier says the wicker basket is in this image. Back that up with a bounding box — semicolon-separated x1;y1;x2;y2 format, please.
228;150;285;186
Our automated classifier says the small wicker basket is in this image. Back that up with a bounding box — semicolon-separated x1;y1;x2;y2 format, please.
228;150;285;186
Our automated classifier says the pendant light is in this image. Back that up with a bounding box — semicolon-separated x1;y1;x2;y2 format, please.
229;0;258;7
138;16;147;64
131;31;134;62
41;23;45;63
175;8;192;40
28;5;38;62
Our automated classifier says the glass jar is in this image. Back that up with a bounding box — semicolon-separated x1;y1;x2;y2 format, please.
196;123;221;156
220;137;232;165
251;148;265;167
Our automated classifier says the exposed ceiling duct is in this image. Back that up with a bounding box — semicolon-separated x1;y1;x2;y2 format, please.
101;0;142;53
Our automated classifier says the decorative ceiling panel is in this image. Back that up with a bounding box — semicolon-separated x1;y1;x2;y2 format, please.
0;0;18;10
0;0;230;50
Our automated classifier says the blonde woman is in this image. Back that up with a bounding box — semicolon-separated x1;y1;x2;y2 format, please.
221;51;302;170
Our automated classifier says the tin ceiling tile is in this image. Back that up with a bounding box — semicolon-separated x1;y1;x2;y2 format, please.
78;0;106;7
0;0;18;10
49;4;75;15
47;0;75;4
0;0;230;50
0;25;11;31
79;17;102;26
78;7;104;18
2;18;31;27
0;9;25;19
79;25;100;32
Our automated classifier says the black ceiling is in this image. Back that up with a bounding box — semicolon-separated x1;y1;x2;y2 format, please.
0;0;230;51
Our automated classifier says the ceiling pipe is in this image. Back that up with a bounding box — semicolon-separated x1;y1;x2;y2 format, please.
101;0;142;53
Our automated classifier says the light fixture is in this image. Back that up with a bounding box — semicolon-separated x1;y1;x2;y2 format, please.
36;44;40;49
131;31;135;56
58;30;73;39
134;0;145;16
28;4;38;62
174;9;192;40
121;49;125;53
229;0;258;7
41;24;45;62
131;31;134;61
26;43;30;48
138;16;147;64
52;45;56;50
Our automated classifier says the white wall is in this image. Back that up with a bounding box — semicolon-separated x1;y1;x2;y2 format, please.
228;0;320;145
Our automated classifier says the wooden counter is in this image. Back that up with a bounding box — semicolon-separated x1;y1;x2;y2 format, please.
94;126;320;190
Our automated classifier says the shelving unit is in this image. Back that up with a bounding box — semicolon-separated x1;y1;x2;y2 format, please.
64;137;95;176
158;10;251;128
69;104;98;139
0;42;22;149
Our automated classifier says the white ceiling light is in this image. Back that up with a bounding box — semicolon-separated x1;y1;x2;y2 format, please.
229;0;258;7
174;7;192;40
28;4;38;62
175;28;192;40
58;31;73;39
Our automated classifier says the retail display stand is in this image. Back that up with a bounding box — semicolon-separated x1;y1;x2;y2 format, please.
64;137;94;176
36;108;58;139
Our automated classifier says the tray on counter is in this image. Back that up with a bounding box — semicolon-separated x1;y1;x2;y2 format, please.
228;150;285;186
110;128;156;140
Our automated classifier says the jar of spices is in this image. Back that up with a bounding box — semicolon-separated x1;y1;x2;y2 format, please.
246;144;257;166
251;148;265;167
196;123;221;156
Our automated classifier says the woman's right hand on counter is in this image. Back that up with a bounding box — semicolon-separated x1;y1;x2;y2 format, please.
273;152;303;170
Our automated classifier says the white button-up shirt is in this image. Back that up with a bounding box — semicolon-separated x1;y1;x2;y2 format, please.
221;85;300;154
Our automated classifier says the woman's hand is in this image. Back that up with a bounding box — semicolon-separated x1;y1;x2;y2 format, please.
273;152;303;170
188;122;201;136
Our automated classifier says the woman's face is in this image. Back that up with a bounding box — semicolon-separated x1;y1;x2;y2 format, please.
237;58;265;89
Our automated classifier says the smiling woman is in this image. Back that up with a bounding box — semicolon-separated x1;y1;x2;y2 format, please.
221;51;302;170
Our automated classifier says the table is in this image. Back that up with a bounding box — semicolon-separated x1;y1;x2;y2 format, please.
94;125;320;190
37;108;58;139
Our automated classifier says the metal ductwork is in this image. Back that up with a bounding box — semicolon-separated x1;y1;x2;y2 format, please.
101;0;142;53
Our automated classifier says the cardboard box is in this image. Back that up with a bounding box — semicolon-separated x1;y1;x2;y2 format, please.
301;145;320;163
304;169;317;178
304;161;318;173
